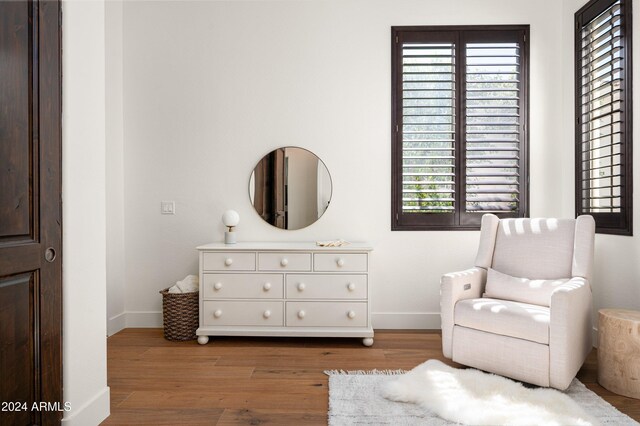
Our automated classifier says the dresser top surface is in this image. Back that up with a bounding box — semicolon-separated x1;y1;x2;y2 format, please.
197;241;372;252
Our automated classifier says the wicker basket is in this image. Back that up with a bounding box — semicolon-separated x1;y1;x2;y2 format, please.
159;288;199;341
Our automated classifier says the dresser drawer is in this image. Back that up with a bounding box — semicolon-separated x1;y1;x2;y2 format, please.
203;274;283;299
286;275;367;299
258;252;311;271
203;301;283;326
314;253;367;272
202;252;255;271
286;301;367;327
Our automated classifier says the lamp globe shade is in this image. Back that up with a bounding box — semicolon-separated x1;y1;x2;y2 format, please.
222;210;240;227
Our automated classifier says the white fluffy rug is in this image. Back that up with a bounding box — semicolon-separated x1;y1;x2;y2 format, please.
383;359;595;425
327;360;639;426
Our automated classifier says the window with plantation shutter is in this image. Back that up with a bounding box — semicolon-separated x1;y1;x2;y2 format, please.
576;0;633;235
392;26;529;230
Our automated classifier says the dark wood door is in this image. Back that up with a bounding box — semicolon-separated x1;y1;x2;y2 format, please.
273;148;286;229
0;1;62;425
252;149;287;228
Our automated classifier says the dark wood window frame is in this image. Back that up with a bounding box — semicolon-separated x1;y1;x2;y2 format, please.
575;0;633;235
391;25;530;231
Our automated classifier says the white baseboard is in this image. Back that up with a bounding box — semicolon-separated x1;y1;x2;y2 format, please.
372;312;440;329
107;312;126;336
125;311;163;328
114;311;593;338
61;386;110;426
106;311;163;333
117;311;439;330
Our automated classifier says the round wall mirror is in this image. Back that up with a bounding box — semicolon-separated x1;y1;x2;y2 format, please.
249;147;332;230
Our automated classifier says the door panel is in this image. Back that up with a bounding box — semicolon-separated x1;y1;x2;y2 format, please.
0;0;37;241
0;273;37;425
0;1;62;425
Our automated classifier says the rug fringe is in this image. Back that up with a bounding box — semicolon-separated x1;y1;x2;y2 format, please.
324;369;407;376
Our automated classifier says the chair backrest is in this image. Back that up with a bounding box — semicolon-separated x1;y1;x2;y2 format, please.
474;214;595;280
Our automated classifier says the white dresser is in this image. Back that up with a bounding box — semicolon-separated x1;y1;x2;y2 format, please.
196;242;374;346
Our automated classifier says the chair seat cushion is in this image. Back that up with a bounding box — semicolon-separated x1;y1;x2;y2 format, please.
485;268;571;307
455;298;550;344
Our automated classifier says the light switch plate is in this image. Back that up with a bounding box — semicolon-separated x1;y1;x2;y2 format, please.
161;201;175;215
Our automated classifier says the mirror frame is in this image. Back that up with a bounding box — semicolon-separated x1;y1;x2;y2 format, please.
249;146;332;230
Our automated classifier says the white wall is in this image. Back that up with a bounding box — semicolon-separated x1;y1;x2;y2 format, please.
62;0;110;424
106;0;126;336
119;0;567;328
561;0;640;325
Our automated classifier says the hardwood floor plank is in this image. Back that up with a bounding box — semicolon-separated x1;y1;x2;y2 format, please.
109;390;133;407
107;364;254;380
136;346;223;362
107;346;151;360
216;408;326;425
104;329;640;424
214;347;387;371
116;391;224;409
112;383;327;411
107;328;178;347
102;408;223;425
250;367;330;379
212;392;327;411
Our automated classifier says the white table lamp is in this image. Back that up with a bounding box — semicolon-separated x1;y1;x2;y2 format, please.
222;210;240;244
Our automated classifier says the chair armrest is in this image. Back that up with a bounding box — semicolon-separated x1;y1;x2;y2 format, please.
440;267;486;358
549;277;593;390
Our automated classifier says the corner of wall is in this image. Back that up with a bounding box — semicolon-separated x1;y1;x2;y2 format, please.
62;0;109;421
107;312;126;336
125;311;163;328
106;0;126;335
61;387;110;426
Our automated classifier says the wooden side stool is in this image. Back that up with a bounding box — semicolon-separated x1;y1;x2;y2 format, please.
598;309;640;399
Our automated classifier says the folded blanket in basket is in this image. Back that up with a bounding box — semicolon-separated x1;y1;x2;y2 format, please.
168;275;199;293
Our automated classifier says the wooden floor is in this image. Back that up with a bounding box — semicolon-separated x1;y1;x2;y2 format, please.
104;329;640;425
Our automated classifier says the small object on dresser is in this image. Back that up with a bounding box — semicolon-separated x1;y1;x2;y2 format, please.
316;239;349;247
159;276;199;341
222;210;240;244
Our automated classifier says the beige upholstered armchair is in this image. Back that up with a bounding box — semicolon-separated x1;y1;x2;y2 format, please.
440;214;595;390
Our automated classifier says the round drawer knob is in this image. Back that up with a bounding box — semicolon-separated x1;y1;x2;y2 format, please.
297;283;306;291
214;310;223;318
280;258;289;267
337;258;345;267
214;282;223;291
347;283;356;291
347;310;356;319
263;310;272;319
224;258;233;266
297;310;306;319
263;282;272;291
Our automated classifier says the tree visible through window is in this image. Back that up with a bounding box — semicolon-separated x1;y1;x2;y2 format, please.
391;26;529;230
575;0;633;235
